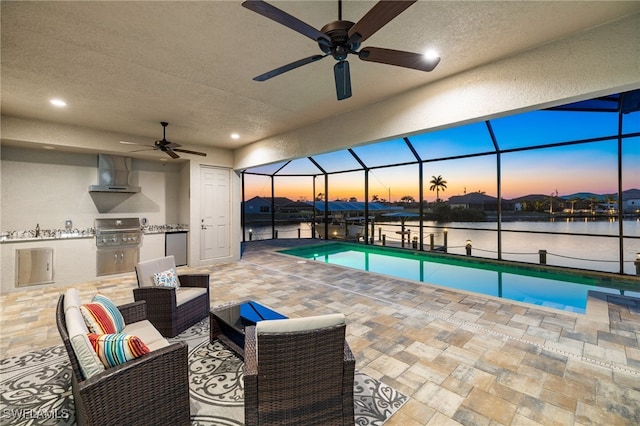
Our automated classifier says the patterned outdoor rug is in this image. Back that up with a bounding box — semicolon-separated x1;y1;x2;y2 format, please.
1;319;407;425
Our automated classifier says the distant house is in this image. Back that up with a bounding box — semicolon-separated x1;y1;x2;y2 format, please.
448;193;514;211
243;196;295;215
621;189;640;213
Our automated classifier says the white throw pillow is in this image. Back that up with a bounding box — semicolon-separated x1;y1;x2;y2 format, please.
153;268;179;288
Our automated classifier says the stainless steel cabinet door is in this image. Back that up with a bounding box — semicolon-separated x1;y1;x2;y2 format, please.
16;248;54;286
96;248;139;276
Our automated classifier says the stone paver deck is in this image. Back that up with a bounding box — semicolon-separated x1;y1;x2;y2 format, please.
1;239;639;425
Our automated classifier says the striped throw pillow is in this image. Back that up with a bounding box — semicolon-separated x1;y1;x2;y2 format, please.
88;333;150;368
81;294;125;334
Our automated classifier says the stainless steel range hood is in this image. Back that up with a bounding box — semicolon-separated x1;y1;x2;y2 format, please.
89;155;141;193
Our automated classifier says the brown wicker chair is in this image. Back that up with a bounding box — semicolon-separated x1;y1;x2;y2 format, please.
133;255;210;337
243;314;355;426
56;294;190;426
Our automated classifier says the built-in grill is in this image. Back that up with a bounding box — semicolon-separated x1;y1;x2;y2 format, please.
95;218;141;276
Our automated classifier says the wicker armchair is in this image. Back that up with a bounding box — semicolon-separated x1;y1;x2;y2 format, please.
243;314;355;426
133;255;210;337
56;294;190;426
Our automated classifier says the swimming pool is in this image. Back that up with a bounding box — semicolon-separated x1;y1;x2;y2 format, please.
279;242;640;314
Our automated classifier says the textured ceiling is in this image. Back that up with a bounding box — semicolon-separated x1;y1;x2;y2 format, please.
2;1;639;155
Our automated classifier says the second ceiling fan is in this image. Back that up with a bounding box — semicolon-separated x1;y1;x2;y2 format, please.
121;122;207;159
242;0;440;100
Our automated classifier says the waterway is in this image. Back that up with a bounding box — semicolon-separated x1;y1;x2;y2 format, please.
245;219;640;275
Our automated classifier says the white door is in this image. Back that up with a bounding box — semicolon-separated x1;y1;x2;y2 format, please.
200;166;230;260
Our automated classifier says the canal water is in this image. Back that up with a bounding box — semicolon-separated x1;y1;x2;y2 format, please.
246;219;640;275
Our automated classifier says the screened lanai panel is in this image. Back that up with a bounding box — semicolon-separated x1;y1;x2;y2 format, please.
490;110;619;150
369;164;419;203
311;150;362;173
622;137;640;217
275;175;314;202
422;155;497;202
325;171;365;202
501;140;618;234
350;138;416;168
244;174;272;199
245;161;289;175
622;108;640;134
408;121;495;160
275;157;323;175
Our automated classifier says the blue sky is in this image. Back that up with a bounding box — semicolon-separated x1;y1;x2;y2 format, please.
245;99;640;201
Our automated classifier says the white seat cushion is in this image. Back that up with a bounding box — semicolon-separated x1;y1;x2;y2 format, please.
146;339;171;351
255;314;345;363
175;287;207;307
136;256;178;288
65;306;105;379
64;288;82;312
256;313;345;334
123;320;168;348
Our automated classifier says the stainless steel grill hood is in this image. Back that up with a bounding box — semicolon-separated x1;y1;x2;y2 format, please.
89;155;141;193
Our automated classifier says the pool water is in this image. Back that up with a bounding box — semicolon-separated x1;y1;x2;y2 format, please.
280;242;640;314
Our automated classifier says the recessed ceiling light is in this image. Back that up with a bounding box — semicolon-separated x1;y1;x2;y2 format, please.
231;133;240;140
50;99;67;107
42;145;55;150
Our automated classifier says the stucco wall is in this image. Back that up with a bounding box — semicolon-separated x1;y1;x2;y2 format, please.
234;13;640;170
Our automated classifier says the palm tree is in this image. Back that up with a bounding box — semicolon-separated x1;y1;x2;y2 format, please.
569;197;580;214
429;175;447;202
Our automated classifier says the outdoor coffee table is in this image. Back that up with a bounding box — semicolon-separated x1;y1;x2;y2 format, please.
209;300;287;358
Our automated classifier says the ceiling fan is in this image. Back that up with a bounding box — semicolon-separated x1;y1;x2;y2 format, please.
120;122;207;159
242;0;440;100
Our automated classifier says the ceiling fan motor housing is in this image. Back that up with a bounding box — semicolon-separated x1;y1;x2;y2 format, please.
319;21;360;60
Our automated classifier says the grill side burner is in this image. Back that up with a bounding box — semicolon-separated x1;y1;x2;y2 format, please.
95;218;141;276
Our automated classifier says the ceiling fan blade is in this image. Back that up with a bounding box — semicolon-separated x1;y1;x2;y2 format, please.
165;148;180;159
242;0;331;45
128;147;156;153
359;47;440;72
120;141;144;146
173;148;207;157
334;61;352;101
254;54;327;81
347;1;416;44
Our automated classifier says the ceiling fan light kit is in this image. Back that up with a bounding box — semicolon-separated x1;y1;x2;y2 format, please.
242;0;440;101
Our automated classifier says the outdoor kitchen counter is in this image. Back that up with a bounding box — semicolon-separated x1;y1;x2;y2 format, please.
0;234;94;243
0;225;189;243
0;225;188;293
0;237;96;293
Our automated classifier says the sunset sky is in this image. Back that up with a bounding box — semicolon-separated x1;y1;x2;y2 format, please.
244;106;640;202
